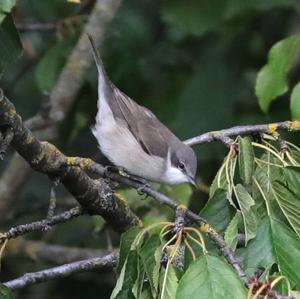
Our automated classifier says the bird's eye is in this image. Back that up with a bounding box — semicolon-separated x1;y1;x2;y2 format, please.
178;162;185;170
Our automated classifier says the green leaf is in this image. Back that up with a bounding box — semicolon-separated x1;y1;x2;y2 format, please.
269;218;300;288
224;212;242;251
238;137;255;184
159;265;178;299
0;14;22;78
0;0;16;23
242;216;300;288
291;150;300;164
0;0;16;12
139;234;163;297
176;255;247;299
132;256;145;298
272;181;300;239
111;250;138;299
117;226;141;274
0;283;14;299
139;286;154;299
235;184;257;245
162;184;193;207
253;161;285;219
241;217;275;275
255;35;300;112
200;189;234;232
35;37;77;92
283;166;300;196
290;82;300;120
209;159;228;198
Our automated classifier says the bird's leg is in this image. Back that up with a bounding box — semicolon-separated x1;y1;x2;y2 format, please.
136;183;150;195
118;171;151;195
104;165;151;194
104;165;138;180
103;165;123;177
124;173;149;185
125;174;152;195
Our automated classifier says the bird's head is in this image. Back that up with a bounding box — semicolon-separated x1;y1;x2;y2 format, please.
164;144;197;186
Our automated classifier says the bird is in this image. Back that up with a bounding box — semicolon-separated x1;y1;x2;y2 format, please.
88;34;197;186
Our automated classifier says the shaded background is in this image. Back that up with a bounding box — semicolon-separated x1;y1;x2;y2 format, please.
0;0;300;298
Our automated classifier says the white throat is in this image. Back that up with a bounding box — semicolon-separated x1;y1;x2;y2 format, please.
161;151;189;185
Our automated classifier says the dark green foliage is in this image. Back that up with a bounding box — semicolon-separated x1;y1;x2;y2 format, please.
238;136;255;185
176;255;247;298
1;1;300;299
200;189;234;232
256;35;300;113
0;15;22;78
0;283;14;299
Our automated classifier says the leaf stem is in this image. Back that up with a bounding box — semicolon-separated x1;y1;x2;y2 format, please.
184;238;196;261
253;177;270;216
252;142;287;166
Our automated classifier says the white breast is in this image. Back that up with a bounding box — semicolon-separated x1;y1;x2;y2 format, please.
92;97;167;182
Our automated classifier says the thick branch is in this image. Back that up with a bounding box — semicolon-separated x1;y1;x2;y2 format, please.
3;253;118;290
0;0;122;223
0;91;139;232
184;121;300;146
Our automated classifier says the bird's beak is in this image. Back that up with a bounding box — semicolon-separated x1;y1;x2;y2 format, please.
188;176;197;187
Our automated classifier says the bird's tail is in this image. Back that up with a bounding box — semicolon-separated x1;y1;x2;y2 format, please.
87;34;108;80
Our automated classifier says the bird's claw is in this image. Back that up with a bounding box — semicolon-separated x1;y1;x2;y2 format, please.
137;183;150;196
104;165;121;177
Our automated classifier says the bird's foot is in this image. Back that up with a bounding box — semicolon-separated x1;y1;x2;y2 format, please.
103;165;123;177
104;165;151;195
125;173;149;185
119;172;151;195
137;183;151;196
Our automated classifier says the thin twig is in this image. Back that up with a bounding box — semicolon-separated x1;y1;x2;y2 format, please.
184;121;300;146
1;207;82;240
47;187;57;219
3;253;118;290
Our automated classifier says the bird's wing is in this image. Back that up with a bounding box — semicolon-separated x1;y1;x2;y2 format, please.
89;35;173;158
110;87;170;158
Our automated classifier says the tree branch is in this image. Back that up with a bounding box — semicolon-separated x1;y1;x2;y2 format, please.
184;121;300;146
0;0;123;223
3;253;118;291
0;207;82;240
0;91;140;232
79;161;250;284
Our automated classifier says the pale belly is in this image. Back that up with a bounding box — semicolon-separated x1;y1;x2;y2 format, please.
92;115;166;182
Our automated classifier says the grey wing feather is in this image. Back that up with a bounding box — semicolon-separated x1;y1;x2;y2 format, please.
111;88;171;158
